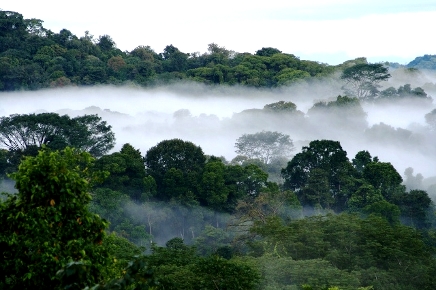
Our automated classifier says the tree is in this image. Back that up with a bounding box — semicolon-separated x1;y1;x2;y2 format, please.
352;150;376;175
362;162;403;202
282;140;351;193
145;139;206;202
341;63;391;99
302;168;333;208
97;34;115;51
397;189;432;229
281;140;355;210
160;44;189;72
263;100;297;113
66;114;115;157
94;143;146;201
89;188;129;232
0;113;115;158
0;147;110;289
235;131;294;164
199;160;229;210
0;11;27;52
139;238;260;290
275;68;310;85
348;184;384;212
255;47;282;57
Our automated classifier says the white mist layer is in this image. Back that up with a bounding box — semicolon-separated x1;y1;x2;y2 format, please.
1;77;435;180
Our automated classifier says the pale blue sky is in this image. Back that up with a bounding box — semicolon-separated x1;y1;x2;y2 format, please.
3;1;436;65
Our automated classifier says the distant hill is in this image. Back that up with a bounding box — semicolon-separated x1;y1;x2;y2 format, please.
407;54;436;70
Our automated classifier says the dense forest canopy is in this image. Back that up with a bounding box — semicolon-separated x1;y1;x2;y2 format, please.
2;8;436;290
1;9;436;92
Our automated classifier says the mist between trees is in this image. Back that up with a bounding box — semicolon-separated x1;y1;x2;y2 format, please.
1;67;436;288
2;9;436;288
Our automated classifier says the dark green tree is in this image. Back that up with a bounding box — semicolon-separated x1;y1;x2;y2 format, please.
0;147;110;289
160;44;189;73
145;139;206;203
94;143;146;201
255;47;282;57
281;140;355;210
199;160;229;210
362;161;403;202
0;113;115;159
398;189;432;229
352;150;377;175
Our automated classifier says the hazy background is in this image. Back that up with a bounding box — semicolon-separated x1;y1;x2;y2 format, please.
1;69;435;182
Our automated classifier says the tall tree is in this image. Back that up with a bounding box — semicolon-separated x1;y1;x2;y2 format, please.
235;131;294;164
255;47;282;57
0;147;110;289
362;161;403;202
94;143;146;201
0;113;115;157
145;139;206;202
341;63;391;99
281;140;355;210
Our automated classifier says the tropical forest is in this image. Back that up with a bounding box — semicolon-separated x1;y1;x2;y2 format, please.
2;9;436;290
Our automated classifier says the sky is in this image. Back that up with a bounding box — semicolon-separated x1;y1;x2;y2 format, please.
3;0;436;65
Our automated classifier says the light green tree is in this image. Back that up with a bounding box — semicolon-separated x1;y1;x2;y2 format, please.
235;131;294;164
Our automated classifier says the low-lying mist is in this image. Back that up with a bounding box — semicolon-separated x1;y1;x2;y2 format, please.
1;73;435;182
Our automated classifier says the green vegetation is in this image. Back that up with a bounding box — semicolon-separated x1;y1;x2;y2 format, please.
1;8;436;290
1;136;435;289
0;10;333;90
0;148;110;289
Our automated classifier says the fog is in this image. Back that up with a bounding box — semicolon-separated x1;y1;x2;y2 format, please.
1;72;436;182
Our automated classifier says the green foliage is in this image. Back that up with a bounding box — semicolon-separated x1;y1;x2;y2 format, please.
235;131;294;164
282;140;355;211
341;63;391;99
352;150;376;175
379;84;431;101
0;147;110;289
0;11;337;90
194;225;232;256
255;256;360;290
250;213;436;289
275;68;310;85
89;188;129;230
347;184;383;212
145;139;205;203
94;143;146;201
0;113;115;163
255;47;282;57
263;100;298;113
199;160;229;210
397;189;432;228
362;161;403;201
142;238;260;289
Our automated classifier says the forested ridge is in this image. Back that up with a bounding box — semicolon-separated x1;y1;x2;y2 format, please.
1;8;436;290
1;9;435;91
